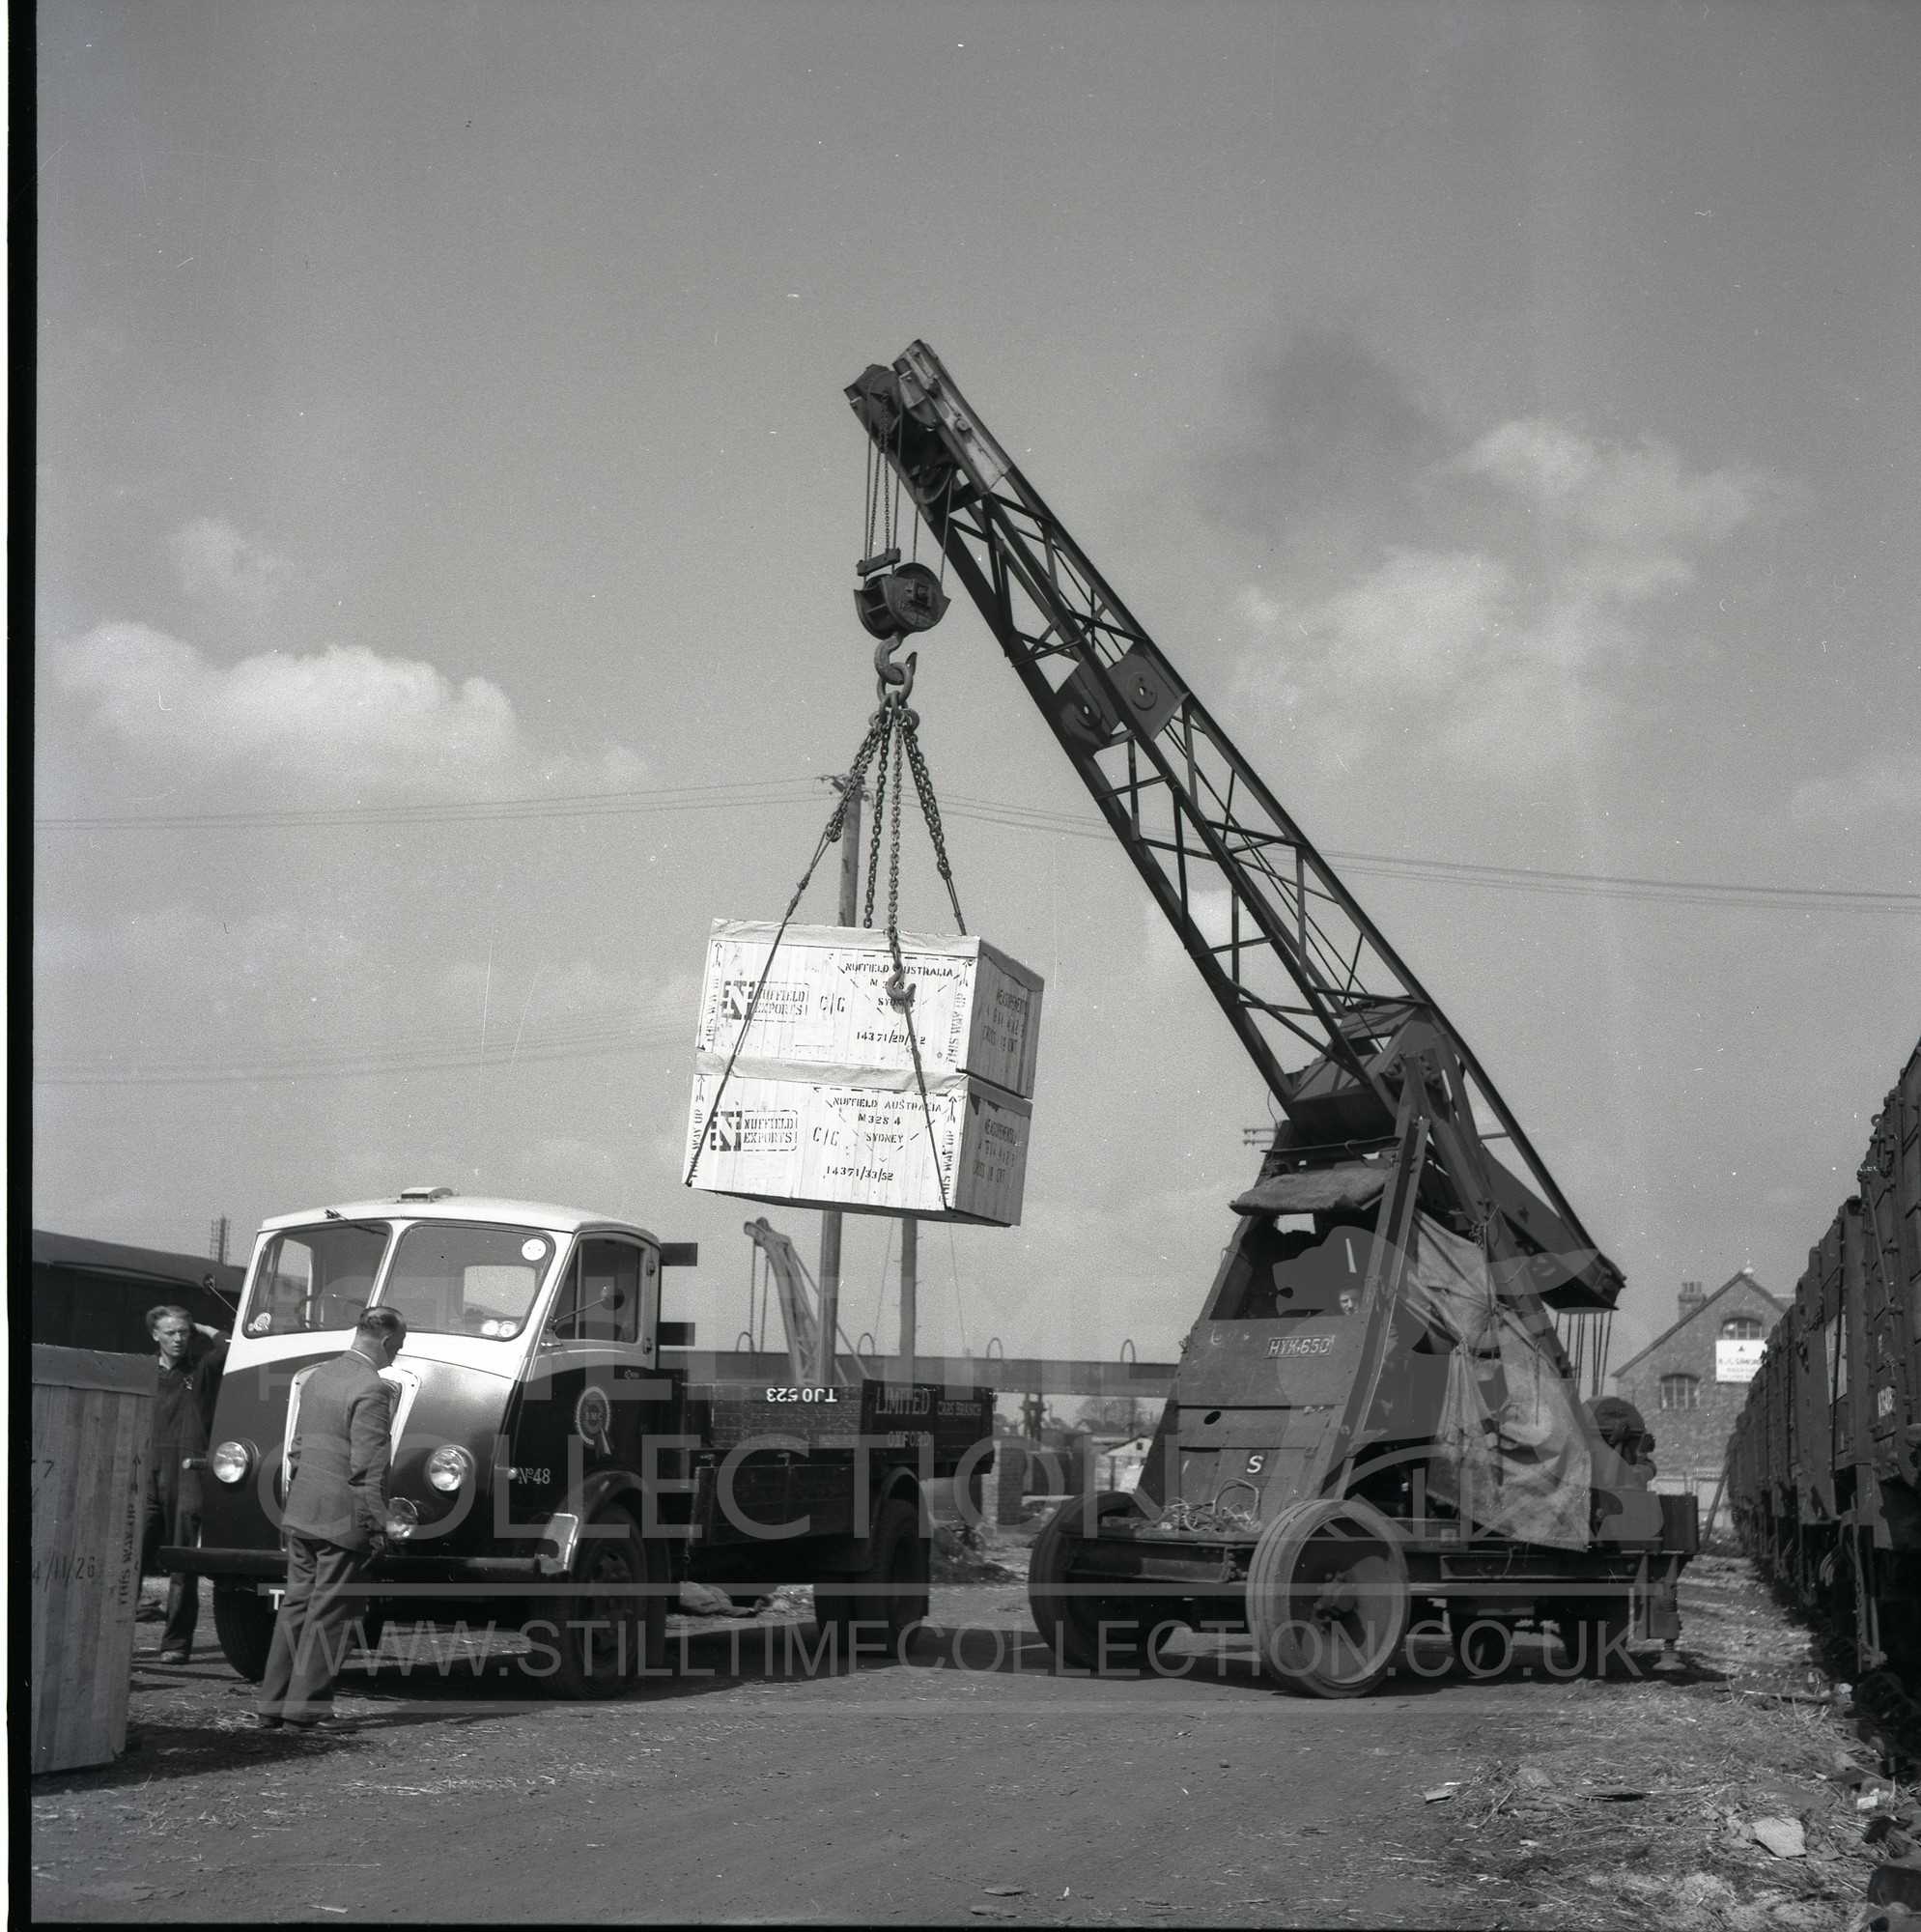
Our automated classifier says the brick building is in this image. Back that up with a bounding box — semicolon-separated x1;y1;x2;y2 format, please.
1610;1269;1788;1522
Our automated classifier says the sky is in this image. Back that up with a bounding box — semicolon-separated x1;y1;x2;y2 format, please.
32;0;1921;1389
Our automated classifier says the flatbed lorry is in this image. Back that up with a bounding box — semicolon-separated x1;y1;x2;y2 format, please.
165;1188;993;1696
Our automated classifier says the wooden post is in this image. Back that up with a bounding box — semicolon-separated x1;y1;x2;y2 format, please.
900;1212;918;1385
1701;1466;1728;1545
816;773;862;1385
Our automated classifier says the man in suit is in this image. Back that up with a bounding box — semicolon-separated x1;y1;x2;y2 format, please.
255;1305;407;1730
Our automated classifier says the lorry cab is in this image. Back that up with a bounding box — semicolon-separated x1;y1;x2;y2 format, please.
187;1190;694;1688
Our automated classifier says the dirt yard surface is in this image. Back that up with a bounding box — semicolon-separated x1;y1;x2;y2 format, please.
29;1544;1917;1927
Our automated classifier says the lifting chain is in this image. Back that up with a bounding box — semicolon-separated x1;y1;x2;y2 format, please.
687;685;967;1209
1158;1482;1262;1537
857;696;967;939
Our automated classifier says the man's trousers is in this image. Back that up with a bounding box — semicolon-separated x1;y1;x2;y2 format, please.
256;1533;374;1722
139;1459;202;1657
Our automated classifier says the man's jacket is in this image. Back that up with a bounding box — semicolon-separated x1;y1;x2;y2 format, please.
154;1336;228;1457
282;1350;394;1551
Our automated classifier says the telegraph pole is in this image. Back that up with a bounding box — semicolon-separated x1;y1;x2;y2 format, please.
816;772;862;1385
899;1215;917;1385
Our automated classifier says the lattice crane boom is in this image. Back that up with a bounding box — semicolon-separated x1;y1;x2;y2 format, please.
846;341;1622;1312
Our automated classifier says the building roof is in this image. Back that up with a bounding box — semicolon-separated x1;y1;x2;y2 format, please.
1611;1268;1787;1380
31;1229;245;1293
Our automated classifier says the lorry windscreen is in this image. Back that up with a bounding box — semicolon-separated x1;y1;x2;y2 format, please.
373;1222;555;1339
245;1222;390;1334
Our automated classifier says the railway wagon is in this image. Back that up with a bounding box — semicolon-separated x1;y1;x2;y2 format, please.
1728;1039;1921;1673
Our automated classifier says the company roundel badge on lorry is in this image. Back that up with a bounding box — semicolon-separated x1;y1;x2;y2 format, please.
574;1385;613;1448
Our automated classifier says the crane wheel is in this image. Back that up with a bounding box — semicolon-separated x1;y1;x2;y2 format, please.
1247;1497;1410;1699
1556;1596;1632;1679
1028;1492;1179;1674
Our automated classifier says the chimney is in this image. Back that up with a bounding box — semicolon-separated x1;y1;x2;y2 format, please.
1678;1280;1706;1323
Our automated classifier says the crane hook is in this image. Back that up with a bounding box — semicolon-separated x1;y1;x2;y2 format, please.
875;639;918;702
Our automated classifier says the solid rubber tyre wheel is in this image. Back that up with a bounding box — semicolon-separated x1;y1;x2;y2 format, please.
542;1507;664;1698
1027;1492;1178;1674
1247;1497;1410;1699
212;1583;276;1683
1452;1617;1513;1677
815;1498;931;1653
1558;1597;1631;1678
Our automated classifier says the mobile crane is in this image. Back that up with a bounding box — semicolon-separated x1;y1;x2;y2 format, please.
845;342;1697;1696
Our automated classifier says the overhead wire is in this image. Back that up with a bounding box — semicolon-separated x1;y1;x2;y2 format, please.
32;757;1915;1088
32;777;821;833
33;780;1918;913
35;1009;692;1086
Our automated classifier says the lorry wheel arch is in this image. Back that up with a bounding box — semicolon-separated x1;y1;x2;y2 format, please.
537;1499;666;1698
875;1466;924;1530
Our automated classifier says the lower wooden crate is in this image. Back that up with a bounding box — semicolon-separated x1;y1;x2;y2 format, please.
31;1347;154;1775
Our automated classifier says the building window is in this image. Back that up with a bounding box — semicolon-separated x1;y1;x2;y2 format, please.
1720;1317;1764;1341
1659;1373;1701;1411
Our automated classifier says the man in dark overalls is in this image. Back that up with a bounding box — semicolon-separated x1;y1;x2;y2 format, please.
142;1304;229;1663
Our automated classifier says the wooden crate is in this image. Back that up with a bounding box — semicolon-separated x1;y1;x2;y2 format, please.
30;1346;153;1775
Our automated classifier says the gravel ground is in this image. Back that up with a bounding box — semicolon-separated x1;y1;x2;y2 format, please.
29;1534;1917;1926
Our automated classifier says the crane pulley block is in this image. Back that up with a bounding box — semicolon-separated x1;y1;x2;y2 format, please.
1058;646;1187;750
855;560;949;642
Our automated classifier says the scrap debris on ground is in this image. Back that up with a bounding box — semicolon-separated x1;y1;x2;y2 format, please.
1420;1554;1919;1932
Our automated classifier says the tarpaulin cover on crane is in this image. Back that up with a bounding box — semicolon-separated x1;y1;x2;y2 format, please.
1229;1161;1390;1217
1398;1212;1594;1550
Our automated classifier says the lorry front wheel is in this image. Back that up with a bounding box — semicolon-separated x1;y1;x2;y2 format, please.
538;1507;664;1698
212;1583;276;1683
814;1497;930;1657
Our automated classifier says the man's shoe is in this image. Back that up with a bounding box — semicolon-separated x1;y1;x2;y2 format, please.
250;1713;284;1730
285;1713;356;1733
158;1650;190;1665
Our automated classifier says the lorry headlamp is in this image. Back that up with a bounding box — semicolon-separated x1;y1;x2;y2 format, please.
425;1444;474;1492
212;1440;254;1485
384;1496;421;1541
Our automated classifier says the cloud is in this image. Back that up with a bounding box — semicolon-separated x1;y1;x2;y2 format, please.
56;623;646;800
1223;405;1802;784
168;517;293;611
1141;880;1237;976
1790;751;1921;828
1453;419;1791;552
436;956;699;1040
1201;327;1451;562
1273;549;1515;689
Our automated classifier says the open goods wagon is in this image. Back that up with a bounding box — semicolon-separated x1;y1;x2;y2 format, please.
1728;1040;1921;1673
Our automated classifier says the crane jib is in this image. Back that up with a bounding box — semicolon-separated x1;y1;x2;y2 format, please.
844;343;1623;1316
